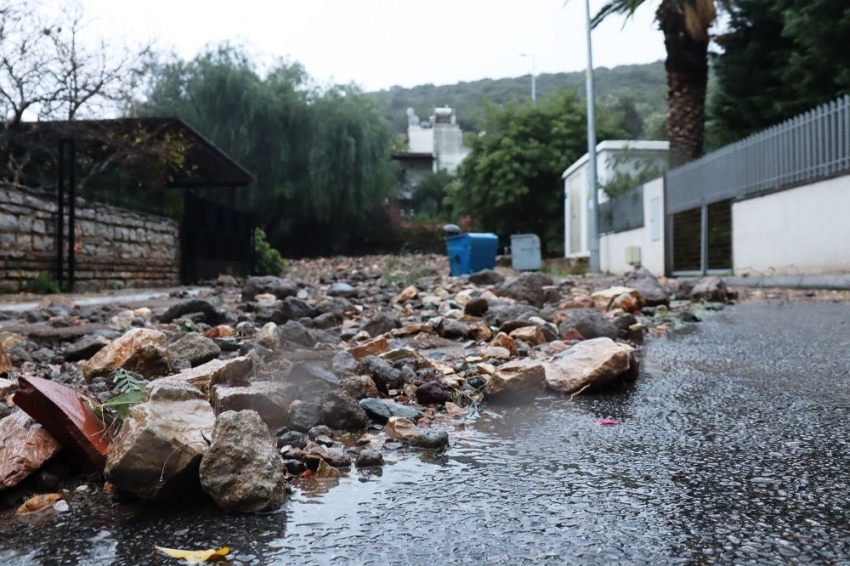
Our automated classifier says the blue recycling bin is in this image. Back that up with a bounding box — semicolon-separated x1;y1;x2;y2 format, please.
446;233;499;276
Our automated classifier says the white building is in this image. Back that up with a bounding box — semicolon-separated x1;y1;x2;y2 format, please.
562;140;669;259
406;107;471;175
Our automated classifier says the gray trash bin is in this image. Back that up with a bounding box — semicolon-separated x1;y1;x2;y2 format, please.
510;234;541;271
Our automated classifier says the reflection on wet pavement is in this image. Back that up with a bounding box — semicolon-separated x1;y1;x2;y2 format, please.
2;301;850;564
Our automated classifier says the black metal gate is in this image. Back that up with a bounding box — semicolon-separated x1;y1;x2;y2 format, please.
181;191;254;283
667;199;733;275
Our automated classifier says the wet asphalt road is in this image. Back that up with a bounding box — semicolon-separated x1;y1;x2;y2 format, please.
2;300;850;565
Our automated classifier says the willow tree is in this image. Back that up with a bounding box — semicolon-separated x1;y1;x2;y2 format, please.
593;0;721;167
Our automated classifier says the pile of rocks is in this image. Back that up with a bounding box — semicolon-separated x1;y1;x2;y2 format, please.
0;256;729;513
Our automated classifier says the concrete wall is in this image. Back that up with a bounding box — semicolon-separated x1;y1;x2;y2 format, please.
0;185;180;292
732;175;850;275
599;177;665;275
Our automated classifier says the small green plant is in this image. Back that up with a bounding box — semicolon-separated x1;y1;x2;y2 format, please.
254;227;288;276
90;370;147;426
29;272;60;294
112;369;145;393
175;316;197;333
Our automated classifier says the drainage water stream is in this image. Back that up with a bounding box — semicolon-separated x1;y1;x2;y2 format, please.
1;301;849;565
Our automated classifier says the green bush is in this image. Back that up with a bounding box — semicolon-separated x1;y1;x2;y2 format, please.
29;272;60;294
254;227;288;276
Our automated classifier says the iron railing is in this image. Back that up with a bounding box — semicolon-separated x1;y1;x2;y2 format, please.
666;94;850;214
599;185;644;234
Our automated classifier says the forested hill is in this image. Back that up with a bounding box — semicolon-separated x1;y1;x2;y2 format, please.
367;61;667;133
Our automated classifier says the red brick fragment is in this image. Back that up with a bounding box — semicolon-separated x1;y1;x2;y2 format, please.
13;375;111;469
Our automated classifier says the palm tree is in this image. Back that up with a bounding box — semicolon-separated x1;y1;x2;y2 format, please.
593;0;720;167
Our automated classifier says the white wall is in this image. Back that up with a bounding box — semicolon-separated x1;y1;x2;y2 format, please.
733;175;850;275
599;177;665;275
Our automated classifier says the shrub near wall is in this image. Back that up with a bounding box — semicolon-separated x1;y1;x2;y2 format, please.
0;185;180;292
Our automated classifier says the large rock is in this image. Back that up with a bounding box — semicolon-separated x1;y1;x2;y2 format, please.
82;328;171;380
557;309;618;340
464;297;490;317
469;269;505;286
105;381;215;500
331;350;357;378
212;381;291;433
320;390;369;431
288;363;340;401
691;277;728;303
281;297;318;321
159;299;223;325
288;401;324;432
622;268;669;306
384;417;449;449
153;356;253;400
13;375;110;469
589;286;645;311
0;411;62;490
363;312;400;338
168;333;221;367
416;381;452;404
199;410;286;513
279;320;316;349
242;276;298;301
63;334;111;362
327;282;358;298
543;337;634;393
341;375;379;400
359;398;421;423
484;359;546;397
484;304;539;328
495;272;554;307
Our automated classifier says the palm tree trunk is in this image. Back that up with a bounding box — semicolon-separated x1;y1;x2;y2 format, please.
657;0;709;167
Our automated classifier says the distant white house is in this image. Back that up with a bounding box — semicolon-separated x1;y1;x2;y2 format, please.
562;140;669;258
405;107;471;175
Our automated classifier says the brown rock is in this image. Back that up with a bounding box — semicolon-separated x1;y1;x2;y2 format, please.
484;359;546;397
561;328;586;342
0;344;12;376
151;356;253;400
82;328;171;381
559;297;595;309
341;375;380;400
203;325;234;339
391;323;434;337
467;321;493;342
384;415;419;442
0;411;62;490
509;326;546;346
13;375;110;469
589;287;644;311
347;337;389;361
491;332;518;356
543;337;634;393
612;293;640;313
480;346;511;360
394;285;419;303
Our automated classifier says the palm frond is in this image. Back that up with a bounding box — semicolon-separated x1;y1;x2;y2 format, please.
589;0;647;29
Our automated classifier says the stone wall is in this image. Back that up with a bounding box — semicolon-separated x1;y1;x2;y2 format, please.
0;185;180;292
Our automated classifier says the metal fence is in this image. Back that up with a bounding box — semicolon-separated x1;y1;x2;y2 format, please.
599;185;644;234
667;94;850;214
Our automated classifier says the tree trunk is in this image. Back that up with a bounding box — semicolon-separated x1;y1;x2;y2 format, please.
657;0;709;168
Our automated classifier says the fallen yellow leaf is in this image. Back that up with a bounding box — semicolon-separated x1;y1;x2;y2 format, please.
15;493;62;515
154;546;230;564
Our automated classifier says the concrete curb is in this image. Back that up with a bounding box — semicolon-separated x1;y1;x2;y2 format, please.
724;274;850;291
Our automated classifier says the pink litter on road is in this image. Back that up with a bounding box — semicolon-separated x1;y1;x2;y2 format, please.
596;418;620;426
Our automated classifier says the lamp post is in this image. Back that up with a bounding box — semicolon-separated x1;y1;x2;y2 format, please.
583;0;600;273
519;53;536;103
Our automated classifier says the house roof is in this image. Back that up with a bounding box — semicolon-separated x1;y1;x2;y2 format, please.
18;117;254;189
561;140;670;180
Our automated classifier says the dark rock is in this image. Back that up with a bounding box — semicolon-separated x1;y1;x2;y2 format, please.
238;342;275;362
612;313;638;331
557;308;618;340
363;312;400;337
623;267;670;306
416;381;452;405
341;375;379;400
284;459;307;475
288;401;323;432
288;363;340;400
242;276;299;301
355;448;384;468
31;347;58;364
641;306;657;316
321;390;369;431
331;350;357;378
495;272;554;307
7;346;31;366
279;320;316;349
199;410;286;513
366;358;404;390
313;312;341;330
281;297;318;321
308;425;334;440
464;297;489;317
13;375;110;469
410;429;450;449
277;430;308;449
691;277;728;303
439;319;467;340
468;269;505;286
359;398;422;423
168;333;221;367
327;282;358;298
212;381;291;433
302;442;352;468
251;302;287;325
499;320;533;335
63;335;111;362
159;299;223;325
484;304;539;328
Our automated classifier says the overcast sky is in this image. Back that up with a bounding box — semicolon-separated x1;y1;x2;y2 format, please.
80;0;666;92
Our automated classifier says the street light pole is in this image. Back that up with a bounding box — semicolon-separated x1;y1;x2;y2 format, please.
583;0;600;273
520;53;536;103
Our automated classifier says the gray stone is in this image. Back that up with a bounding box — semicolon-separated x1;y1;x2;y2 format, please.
331;350;357;378
320;390;369;431
168;333;221;367
691;277;728;303
359;398;422;423
622;267;670;306
327;282;358;298
484;304;540;328
281;297;318;321
288;400;324;432
279;320;316;349
212;381;291;433
355;448;384;468
288;363;340;401
302;441;352;468
439;318;467;340
468;269;505;286
362;312;400;337
366;357;404;390
199;410;286;513
313;312;341;329
276;430;308;449
495;272;555;307
160;299;223;325
242;276;299;301
557;308;618;340
416;381;452;405
341;375;379;400
63;334;111;362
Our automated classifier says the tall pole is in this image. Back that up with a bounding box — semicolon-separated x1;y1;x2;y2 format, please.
584;0;600;273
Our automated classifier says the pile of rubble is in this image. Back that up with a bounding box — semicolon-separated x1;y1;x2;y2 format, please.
0;256;733;515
